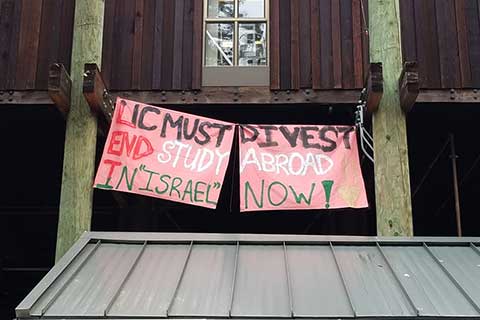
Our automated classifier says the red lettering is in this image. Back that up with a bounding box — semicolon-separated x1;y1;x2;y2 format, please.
106;131;152;160
133;136;154;160
115;100;136;128
107;131;126;156
124;134;137;157
103;159;122;178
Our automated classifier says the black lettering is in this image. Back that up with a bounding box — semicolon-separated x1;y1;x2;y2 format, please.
279;126;300;147
336;126;355;149
240;125;259;144
258;125;279;148
300;126;321;149
194;121;212;145
319;126;338;152
161;113;184;140
211;123;233;147
183;118;199;140
131;103;140;126
138;106;160;131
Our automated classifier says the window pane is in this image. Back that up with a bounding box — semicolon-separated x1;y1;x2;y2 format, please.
207;0;234;18
238;0;264;18
205;23;234;66
238;23;267;66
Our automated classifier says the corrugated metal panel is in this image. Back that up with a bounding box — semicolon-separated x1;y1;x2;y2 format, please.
44;243;142;317
333;245;416;317
16;232;480;319
107;244;190;317
169;244;237;316
30;243;97;316
381;245;479;316
286;245;354;317
429;246;480;309
231;245;291;317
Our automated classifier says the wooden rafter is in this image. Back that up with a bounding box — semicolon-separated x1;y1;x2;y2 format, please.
48;63;71;116
399;61;419;113
364;62;383;114
82;63;114;132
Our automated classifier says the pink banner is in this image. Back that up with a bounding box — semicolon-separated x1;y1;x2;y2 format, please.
239;125;368;211
94;98;235;208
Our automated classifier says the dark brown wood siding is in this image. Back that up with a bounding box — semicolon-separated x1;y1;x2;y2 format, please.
101;0;202;91
400;0;480;89
0;0;74;91
270;0;368;90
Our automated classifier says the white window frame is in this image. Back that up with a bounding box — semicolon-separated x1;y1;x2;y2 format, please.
202;0;270;86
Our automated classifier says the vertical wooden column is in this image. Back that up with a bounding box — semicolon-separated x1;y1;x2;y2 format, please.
369;0;413;236
56;0;104;260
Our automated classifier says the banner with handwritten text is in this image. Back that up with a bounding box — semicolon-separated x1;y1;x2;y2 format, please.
239;125;368;211
94;98;235;208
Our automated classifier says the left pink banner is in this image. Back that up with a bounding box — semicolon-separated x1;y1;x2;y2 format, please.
94;98;235;208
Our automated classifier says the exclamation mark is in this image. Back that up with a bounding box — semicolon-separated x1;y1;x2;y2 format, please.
321;180;334;209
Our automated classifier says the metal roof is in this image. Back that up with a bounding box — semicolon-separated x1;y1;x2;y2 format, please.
16;232;480;319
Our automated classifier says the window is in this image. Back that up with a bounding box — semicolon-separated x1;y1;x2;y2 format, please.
203;0;269;86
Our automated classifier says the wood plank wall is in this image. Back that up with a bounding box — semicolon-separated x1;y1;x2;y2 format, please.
400;0;480;89
0;0;74;91
101;0;202;91
270;0;368;90
2;0;479;92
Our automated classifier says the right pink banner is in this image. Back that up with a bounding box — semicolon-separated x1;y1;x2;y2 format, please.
239;124;368;212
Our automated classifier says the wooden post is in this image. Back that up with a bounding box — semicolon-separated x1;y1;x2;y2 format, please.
369;0;413;236
56;0;104;260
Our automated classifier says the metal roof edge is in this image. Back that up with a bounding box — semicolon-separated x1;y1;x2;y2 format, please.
85;231;480;244
15;232;91;318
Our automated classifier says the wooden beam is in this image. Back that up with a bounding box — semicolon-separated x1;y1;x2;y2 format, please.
48;63;71;116
0;91;50;104
364;62;383;114
418;89;480;103
56;0;105;261
113;88;362;105
2;88;479;106
398;61;419;113
370;0;413;236
83;63;114;133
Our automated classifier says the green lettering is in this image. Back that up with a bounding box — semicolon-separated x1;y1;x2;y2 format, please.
155;174;171;194
194;181;206;203
139;165;159;192
267;181;288;206
115;166;138;190
169;177;183;198
205;184;218;205
96;177;113;190
289;183;315;205
182;180;193;202
244;180;264;209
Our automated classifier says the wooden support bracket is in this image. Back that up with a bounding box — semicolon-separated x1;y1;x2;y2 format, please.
364;62;383;114
83;63;114;132
399;61;419;113
48;63;71;116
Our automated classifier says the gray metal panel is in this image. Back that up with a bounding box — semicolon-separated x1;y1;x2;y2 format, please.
382;246;479;316
286;245;354;317
429;246;480;309
231;245;291;317
15;232;92;318
107;244;190;317
86;231;480;244
44;243;142;317
333;245;416;317
169;244;237;316
30;243;97;316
